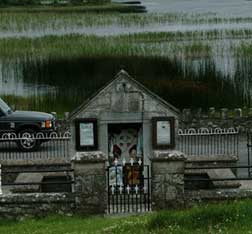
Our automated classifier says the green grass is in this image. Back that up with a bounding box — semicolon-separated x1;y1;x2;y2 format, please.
2;200;252;233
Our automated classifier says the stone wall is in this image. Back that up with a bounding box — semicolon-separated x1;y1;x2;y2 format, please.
151;150;186;210
185;189;252;204
180;108;252;132
1;163;71;184
0;193;75;219
59;107;252;134
72;151;107;215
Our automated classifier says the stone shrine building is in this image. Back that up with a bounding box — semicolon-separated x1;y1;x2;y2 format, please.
69;69;180;166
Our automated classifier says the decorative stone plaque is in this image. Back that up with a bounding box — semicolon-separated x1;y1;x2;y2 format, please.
80;123;94;146
152;117;175;149
157;120;171;145
75;118;98;151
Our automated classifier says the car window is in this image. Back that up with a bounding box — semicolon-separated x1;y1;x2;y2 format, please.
0;98;12;114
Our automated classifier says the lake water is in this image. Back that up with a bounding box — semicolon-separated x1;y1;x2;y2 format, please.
139;0;252;17
1;0;252;112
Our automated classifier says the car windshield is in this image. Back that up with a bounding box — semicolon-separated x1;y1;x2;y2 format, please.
0;98;12;114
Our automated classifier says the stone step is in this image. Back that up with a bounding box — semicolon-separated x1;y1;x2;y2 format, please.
185;169;240;189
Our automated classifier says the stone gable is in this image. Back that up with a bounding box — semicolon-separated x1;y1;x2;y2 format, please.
70;70;179;120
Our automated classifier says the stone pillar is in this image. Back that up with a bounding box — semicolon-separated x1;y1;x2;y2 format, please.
72;152;107;215
151;151;186;210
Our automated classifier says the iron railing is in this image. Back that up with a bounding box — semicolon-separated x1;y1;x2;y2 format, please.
178;128;239;156
107;159;151;214
0;163;74;193
184;164;252;190
0;132;71;161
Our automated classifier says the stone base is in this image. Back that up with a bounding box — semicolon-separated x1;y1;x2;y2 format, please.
72;151;107;215
151;150;186;210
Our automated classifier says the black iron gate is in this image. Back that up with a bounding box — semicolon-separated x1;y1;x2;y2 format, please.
107;160;151;214
248;131;252;177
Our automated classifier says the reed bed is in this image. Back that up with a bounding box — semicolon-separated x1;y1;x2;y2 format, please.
0;31;251;113
0;8;251;113
236;41;252;56
1;11;252;33
0;31;251;60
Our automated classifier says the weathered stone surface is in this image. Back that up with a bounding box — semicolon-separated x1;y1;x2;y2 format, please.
72;157;107;215
69;70;180;162
0;193;75;219
207;169;240;188
186;155;238;163
152;161;185;174
72;151;106;162
153;150;186;161
151;152;186;210
179;108;252;132
185;189;252;203
12;173;43;193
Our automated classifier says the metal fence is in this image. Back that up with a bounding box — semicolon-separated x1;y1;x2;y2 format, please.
0;132;71;161
184;164;252;190
177;128;239;156
107;159;151;214
0;163;74;193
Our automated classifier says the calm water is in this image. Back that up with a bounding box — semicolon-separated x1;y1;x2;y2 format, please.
142;0;252;16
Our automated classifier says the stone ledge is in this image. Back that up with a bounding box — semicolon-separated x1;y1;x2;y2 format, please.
185;188;252;201
0;193;75;204
0;159;70;166
152;150;187;162
186;155;238;163
72;151;106;163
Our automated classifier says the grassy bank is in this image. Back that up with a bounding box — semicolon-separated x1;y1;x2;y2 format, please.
1;200;252;234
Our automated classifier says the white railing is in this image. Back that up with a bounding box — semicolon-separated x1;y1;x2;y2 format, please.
0;132;71;161
178;127;239;136
177;128;239;156
0;132;71;141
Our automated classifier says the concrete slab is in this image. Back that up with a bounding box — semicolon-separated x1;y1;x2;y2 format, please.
12;173;43;193
208;169;240;188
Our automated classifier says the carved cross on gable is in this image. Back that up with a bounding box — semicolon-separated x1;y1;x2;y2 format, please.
111;80;140;112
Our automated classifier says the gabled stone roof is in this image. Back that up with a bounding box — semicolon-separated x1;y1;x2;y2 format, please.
69;69;180;120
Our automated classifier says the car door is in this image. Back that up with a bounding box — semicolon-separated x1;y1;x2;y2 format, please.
0;110;11;135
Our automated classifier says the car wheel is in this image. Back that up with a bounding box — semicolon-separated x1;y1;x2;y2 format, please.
17;129;40;152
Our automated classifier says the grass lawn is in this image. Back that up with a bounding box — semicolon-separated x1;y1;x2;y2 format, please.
1;200;252;234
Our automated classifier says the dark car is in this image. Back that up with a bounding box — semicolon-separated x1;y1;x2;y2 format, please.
0;98;56;151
